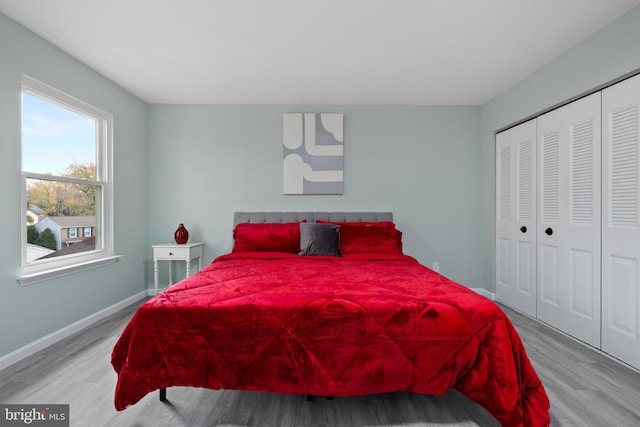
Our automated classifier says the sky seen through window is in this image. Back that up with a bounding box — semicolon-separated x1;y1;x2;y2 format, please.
22;92;96;176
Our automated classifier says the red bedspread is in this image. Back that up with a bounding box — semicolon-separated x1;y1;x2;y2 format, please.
112;253;549;426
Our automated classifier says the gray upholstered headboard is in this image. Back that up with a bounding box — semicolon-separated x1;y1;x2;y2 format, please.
233;212;393;226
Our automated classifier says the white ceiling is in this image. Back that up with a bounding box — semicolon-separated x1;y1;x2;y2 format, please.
1;0;639;105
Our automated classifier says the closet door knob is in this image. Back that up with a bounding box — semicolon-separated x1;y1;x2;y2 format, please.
520;226;527;233
545;227;553;236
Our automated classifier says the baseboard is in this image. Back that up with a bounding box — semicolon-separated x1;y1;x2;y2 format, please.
472;288;495;300
0;290;147;371
146;287;166;296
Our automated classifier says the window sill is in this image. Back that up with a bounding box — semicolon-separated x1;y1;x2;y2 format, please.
18;255;122;286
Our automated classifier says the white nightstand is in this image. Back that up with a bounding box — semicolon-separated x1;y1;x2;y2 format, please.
152;242;204;295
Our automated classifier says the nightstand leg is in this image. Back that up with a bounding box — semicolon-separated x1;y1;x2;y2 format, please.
186;260;191;277
168;261;173;286
153;260;159;295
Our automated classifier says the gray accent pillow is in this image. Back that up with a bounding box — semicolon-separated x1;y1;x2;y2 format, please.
298;223;342;257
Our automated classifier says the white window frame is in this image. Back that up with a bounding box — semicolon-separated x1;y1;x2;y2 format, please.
19;75;118;286
84;227;92;237
68;227;78;239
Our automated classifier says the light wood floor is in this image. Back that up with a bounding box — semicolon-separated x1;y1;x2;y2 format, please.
1;299;639;426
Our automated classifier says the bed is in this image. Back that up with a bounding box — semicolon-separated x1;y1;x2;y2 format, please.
112;212;550;427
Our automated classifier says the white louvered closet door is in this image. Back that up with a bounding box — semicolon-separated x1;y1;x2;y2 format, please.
602;74;640;369
495;119;537;317
536;92;601;348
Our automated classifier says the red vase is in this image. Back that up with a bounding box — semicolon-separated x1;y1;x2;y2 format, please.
174;223;189;244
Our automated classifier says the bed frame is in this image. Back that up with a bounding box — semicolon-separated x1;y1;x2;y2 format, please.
159;211;393;403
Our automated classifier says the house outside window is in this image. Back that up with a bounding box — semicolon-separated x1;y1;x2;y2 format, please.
20;75;114;285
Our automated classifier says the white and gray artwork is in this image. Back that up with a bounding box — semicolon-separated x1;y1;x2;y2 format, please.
283;113;344;195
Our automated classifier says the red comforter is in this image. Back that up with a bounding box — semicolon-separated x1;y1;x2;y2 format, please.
112;253;549;426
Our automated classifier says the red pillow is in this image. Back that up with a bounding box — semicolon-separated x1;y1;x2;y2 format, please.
232;222;305;253
316;221;403;254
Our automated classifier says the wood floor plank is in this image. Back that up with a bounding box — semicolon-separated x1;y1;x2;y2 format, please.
1;299;640;426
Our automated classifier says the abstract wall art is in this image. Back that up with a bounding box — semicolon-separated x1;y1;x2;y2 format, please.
283;113;344;194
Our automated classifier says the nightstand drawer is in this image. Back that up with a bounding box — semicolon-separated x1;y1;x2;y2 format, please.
154;247;189;260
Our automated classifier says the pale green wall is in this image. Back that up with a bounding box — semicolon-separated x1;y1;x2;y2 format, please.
480;6;640;292
0;14;149;358
4;4;640;361
148;105;483;289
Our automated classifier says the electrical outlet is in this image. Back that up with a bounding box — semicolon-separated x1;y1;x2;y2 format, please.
432;261;440;272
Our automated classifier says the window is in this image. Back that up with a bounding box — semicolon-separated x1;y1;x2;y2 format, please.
20;75;115;285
